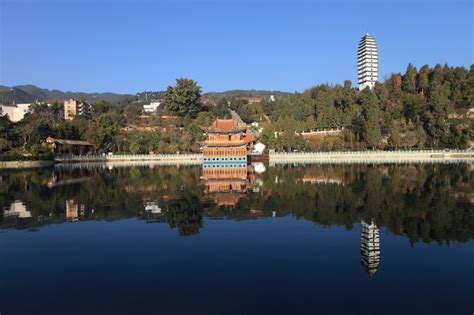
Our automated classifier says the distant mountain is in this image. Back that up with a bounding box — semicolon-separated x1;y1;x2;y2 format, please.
0;85;134;105
0;85;292;106
202;90;293;106
0;86;38;104
204;89;292;98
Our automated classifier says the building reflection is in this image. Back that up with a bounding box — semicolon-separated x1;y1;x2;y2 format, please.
47;169;93;189
65;199;85;221
141;201;165;223
201;163;257;207
360;220;381;276
199;116;261;208
3;201;32;219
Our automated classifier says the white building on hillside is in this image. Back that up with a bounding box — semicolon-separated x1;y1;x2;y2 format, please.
143;101;161;113
357;33;378;90
0;103;32;122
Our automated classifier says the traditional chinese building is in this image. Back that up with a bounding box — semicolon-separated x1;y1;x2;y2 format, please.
200;118;256;165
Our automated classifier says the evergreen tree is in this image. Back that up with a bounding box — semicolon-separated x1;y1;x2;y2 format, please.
423;82;451;147
360;92;382;149
163;78;203;117
417;65;430;94
403;63;417;93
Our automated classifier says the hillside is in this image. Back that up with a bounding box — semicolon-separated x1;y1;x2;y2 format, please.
0;85;133;105
203;89;292;99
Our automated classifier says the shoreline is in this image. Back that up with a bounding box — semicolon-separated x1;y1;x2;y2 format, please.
1;150;472;169
269;150;474;165
0;160;55;169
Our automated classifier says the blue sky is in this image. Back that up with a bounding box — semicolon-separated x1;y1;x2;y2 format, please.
0;0;472;93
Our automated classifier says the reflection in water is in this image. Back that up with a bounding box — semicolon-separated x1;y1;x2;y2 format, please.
144;201;162;214
360;220;381;276
47;174;92;188
201;163;258;207
66;199;83;221
142;201;164;223
3;201;31;219
0;163;472;275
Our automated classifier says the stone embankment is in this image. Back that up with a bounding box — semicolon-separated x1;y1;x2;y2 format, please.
269;150;474;165
2;150;472;169
0;160;55;169
54;154;203;165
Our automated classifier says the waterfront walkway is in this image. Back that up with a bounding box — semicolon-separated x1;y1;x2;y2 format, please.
54;153;203;165
269;150;474;165
52;150;474;166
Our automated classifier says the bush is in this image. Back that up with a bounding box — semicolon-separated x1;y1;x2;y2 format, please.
0;152;54;161
0;138;11;153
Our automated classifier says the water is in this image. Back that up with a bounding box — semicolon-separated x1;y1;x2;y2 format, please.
0;163;472;315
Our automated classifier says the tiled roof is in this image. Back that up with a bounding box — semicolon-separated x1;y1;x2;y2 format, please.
199;140;248;147
212;118;244;130
204;118;247;132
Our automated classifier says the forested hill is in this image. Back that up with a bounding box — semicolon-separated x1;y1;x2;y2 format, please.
203;89;292;100
0;85;133;104
0;85;290;105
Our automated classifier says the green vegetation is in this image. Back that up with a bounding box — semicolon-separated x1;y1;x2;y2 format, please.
245;64;473;151
163;78;203;117
0;84;133;104
0;64;472;157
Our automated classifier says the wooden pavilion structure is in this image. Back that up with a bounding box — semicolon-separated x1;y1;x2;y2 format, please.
46;136;95;155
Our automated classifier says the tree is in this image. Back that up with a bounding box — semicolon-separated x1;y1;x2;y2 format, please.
29;118;53;148
417;65;430;94
0;116;14;143
388;123;401;149
86;113;121;152
212;98;231;118
423;81;452;147
403;64;417;93
343;80;352;89
0;138;10;153
261;124;278;149
56;121;80;140
415;124;427;148
403;94;424;121
163;78;203;117
363;107;382;149
360;91;382;149
305;115;317;131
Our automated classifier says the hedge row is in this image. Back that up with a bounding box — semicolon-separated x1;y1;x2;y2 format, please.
0;153;54;161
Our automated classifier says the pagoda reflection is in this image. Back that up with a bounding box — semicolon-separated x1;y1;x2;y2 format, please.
360;219;381;276
200;117;262;207
201;163;258;207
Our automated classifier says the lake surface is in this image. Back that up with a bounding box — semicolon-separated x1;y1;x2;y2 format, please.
0;163;473;315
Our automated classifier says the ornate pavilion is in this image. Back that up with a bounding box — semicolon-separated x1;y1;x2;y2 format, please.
200;118;256;165
200;118;257;206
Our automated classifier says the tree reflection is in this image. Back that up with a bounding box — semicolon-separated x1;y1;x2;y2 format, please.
0;163;472;246
164;195;203;236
